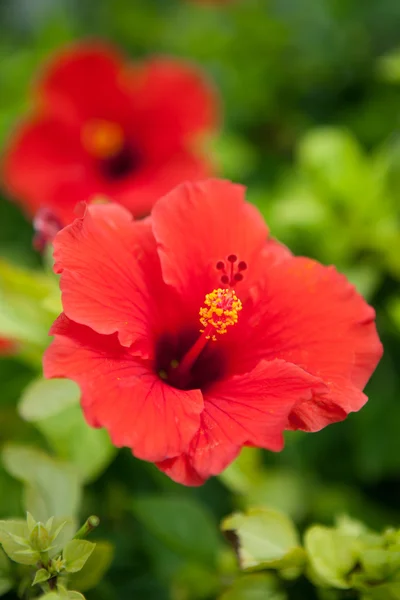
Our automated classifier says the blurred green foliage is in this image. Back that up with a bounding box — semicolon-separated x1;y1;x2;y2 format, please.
0;0;400;598
222;509;400;598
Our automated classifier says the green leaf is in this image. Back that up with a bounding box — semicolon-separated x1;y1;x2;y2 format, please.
362;582;400;600
377;49;400;83
34;406;116;483
132;495;222;565
32;568;50;586
51;521;68;545
26;512;36;534
358;548;400;582
2;444;81;522
172;562;220;600
19;379;116;483
221;508;303;573
0;577;13;596
220;573;287;600
219;448;264;495
63;540;96;573
69;541;113;591
0;547;13;596
19;378;80;421
67;592;86;600
304;525;361;589
0;259;58;348
0;520;38;565
0;548;10;572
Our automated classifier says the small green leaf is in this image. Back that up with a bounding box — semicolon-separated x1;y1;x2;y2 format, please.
69;541;113;591
67;592;86;600
221;508;303;572
5;532;30;548
26;513;36;534
304;525;361;589
0;520;39;565
132;495;222;565
220;573;287;599
32;568;50;586
51;521;68;545
63;540;96;573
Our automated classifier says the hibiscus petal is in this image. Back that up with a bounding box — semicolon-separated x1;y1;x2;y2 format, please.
2;116;92;221
236;258;383;431
158;359;326;485
53;203;162;354
156;454;208;487
44;315;203;462
132;58;218;157
101;150;212;218
152;179;269;302
37;42;133;124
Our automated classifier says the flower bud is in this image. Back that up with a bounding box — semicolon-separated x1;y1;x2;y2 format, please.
29;523;51;552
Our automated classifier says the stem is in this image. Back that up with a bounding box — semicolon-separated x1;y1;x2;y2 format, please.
48;577;57;591
74;515;100;540
39;551;50;569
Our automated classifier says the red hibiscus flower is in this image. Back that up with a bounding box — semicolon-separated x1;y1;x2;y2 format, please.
0;338;16;355
43;179;383;486
2;42;218;227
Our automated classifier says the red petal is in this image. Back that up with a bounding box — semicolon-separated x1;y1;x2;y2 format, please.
236;258;383;431
2;116;92;222
53;202;163;354
132;58;218;156
152;179;269;306
44;315;203;461
158;359;326;485
100;151;212;218
37;42;133;124
156;454;207;487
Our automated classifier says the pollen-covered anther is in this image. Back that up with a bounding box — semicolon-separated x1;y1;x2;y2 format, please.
199;288;242;339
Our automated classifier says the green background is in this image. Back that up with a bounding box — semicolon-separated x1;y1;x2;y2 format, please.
1;0;400;598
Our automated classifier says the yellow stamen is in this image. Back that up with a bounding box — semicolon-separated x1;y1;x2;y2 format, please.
199;288;242;340
82;119;124;159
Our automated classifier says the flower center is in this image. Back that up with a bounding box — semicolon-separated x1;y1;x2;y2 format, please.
166;288;242;388
199;288;242;341
82;119;125;159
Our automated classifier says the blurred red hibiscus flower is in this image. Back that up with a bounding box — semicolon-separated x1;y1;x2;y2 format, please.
44;179;383;486
2;42;218;227
0;338;16;355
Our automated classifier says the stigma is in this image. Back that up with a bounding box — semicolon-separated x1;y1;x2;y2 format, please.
82;119;124;159
199;288;242;340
